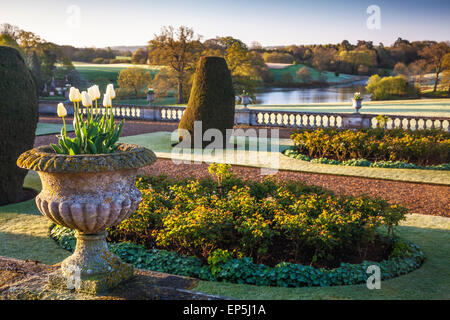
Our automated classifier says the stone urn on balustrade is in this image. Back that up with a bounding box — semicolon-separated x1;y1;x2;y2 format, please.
17;143;156;294
352;98;363;113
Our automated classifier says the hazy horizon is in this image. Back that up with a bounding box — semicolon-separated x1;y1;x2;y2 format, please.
1;0;449;48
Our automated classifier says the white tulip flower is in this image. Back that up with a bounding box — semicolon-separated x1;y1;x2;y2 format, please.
103;92;112;107
81;91;93;107
106;84;116;99
74;88;82;102
69;87;78;102
88;85;101;101
57;103;67;117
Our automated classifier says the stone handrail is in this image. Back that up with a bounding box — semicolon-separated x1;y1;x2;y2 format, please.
39;100;450;132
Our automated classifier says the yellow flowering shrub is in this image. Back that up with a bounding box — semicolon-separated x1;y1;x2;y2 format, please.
291;128;450;165
110;166;407;266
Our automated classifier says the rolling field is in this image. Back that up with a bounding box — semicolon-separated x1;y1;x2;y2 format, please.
69;62;166;88
269;63;358;83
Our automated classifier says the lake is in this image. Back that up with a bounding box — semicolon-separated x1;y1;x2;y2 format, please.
255;82;369;105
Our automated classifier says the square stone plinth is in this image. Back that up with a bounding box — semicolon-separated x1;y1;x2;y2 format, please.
48;262;134;295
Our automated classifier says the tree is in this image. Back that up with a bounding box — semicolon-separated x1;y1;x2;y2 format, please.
419;42;450;92
366;74;419;100
296;66;312;83
149;26;201;103
393;62;410;77
0;46;38;205
117;68;153;99
0;33;22;52
178;56;235;148
408;59;427;85
0;23;20;40
441;53;450;94
131;48;148;64
281;72;294;83
151;68;178;101
312;47;336;76
338;49;377;74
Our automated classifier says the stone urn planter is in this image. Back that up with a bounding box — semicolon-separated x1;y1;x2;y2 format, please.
352;98;363;113
17;143;156;294
241;94;251;109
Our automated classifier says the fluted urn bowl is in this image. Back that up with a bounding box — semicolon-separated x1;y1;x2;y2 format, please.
17;143;157;294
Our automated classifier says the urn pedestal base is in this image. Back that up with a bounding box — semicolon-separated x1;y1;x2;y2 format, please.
49;231;134;295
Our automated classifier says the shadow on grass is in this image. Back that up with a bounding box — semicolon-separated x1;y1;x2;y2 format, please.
195;222;450;300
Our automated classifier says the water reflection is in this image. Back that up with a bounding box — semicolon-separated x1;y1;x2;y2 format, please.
255;84;370;105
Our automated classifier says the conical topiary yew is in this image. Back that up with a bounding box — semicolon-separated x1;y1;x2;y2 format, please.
178;56;235;148
0;46;38;205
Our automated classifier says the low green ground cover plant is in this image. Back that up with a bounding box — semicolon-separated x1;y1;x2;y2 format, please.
290;128;450;167
51;225;425;287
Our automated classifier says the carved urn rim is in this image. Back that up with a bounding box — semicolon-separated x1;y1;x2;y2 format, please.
17;143;157;173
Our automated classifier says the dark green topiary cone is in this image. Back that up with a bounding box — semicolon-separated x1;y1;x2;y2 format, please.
178;56;235;148
0;46;38;205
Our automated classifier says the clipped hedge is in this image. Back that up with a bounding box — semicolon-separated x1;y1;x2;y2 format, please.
0;46;39;205
50;224;425;288
290;128;450;166
283;148;450;171
178;56;235;148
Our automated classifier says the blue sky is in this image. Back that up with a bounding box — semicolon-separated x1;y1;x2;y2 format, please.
1;0;449;47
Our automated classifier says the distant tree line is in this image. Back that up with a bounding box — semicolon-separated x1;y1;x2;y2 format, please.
0;23;77;95
260;39;449;77
127;26;271;103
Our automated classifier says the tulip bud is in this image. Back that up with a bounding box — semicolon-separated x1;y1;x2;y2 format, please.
57;103;67;117
106;84;116;99
81;91;93;107
103;92;112;107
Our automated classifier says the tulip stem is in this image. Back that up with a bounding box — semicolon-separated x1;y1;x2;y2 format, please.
62;116;66;136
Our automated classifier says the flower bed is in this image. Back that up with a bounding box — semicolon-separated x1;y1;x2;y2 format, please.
289;128;450;168
49;164;425;287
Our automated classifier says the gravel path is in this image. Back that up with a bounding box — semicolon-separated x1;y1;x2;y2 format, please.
139;159;449;217
36;116;450;217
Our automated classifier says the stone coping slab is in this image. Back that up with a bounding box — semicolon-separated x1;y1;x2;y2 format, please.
120;132;450;186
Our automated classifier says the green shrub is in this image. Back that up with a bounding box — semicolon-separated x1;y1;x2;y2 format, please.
0;46;38;205
290;128;450;166
178;56;235;148
366;74;420;100
109;166;407;268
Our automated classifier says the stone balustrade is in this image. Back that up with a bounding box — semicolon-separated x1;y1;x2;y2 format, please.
39;100;450;132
